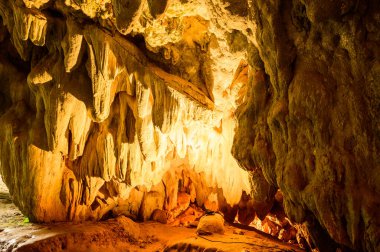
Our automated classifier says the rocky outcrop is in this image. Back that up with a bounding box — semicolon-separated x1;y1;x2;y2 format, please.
233;0;380;251
0;0;251;222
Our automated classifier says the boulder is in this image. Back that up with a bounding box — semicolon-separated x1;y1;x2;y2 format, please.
196;214;225;235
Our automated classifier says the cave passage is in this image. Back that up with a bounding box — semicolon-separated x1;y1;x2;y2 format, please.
0;0;379;252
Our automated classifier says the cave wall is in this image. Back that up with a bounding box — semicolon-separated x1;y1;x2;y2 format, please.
233;0;380;251
0;0;253;222
0;0;379;251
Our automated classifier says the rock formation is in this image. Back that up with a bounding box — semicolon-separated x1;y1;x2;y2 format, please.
0;0;378;251
233;0;380;251
0;0;252;223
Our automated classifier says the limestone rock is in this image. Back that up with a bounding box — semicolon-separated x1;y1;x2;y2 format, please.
0;0;378;251
177;192;191;211
249;170;276;219
217;190;238;223
116;215;141;240
112;187;144;220
112;0;144;34
0;0;251;224
139;182;165;221
233;0;380;251
237;192;255;225
196;214;225;235
151;209;171;224
147;0;169;18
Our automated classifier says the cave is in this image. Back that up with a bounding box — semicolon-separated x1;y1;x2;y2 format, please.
0;0;379;251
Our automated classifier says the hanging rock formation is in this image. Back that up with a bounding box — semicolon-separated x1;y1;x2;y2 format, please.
0;0;379;251
0;0;254;223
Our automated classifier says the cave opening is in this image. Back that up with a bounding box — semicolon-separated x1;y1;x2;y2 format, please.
0;0;379;252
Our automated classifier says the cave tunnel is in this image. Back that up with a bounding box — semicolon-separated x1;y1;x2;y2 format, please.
0;0;379;251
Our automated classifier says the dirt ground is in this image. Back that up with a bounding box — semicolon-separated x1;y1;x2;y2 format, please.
0;177;28;230
0;177;303;252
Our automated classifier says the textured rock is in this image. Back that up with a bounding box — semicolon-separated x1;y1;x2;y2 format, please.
0;0;378;251
139;183;165;221
151;209;172;224
116;215;141;239
233;0;380;251
0;0;250;224
196;213;225;235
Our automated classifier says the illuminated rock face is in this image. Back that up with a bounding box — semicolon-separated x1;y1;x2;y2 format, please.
0;0;251;223
0;0;378;251
233;0;380;251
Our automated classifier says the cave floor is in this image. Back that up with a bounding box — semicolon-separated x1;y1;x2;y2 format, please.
0;178;303;252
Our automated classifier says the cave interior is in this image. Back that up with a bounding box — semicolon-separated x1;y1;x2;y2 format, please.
0;0;379;251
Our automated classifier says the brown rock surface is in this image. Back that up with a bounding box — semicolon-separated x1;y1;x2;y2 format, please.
0;0;250;224
0;180;303;252
196;213;225;235
0;0;378;251
233;0;380;251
